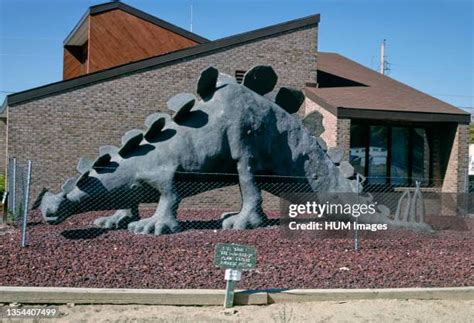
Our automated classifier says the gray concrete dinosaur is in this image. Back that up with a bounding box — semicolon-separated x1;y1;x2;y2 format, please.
39;66;432;234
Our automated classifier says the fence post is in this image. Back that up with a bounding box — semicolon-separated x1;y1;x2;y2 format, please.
11;157;16;218
3;159;13;224
354;174;360;251
21;160;32;248
7;159;12;215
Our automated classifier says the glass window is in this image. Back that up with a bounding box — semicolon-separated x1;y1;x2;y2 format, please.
412;128;430;185
349;124;431;187
390;127;409;185
368;126;388;184
349;124;366;176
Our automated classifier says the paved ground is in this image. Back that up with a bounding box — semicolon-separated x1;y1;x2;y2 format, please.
1;300;472;322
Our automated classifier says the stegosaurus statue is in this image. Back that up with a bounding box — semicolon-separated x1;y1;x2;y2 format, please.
39;66;432;234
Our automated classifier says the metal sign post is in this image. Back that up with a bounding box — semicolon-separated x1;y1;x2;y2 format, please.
21;160;33;248
214;243;257;308
224;269;242;308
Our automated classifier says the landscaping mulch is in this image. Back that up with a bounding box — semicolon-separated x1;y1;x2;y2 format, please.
0;210;472;290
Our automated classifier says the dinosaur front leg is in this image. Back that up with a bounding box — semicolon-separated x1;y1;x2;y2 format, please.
222;159;267;229
94;208;140;229
128;185;181;235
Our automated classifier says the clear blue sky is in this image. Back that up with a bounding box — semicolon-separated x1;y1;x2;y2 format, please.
0;0;472;109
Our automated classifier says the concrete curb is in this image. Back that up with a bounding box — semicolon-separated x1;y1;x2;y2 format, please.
0;287;472;306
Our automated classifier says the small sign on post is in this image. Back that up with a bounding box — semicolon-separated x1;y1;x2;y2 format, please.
214;243;257;308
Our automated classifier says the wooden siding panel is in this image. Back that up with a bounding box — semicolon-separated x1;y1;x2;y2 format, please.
88;9;198;73
64;47;87;80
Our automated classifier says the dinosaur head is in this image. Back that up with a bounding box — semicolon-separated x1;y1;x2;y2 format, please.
41;155;148;224
40;191;73;224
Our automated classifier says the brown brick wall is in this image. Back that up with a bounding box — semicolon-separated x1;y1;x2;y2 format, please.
304;99;337;146
441;124;469;193
337;118;351;162
179;187;281;213
304;98;350;160
7;25;317;210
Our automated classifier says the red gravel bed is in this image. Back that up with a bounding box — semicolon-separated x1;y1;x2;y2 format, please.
0;210;472;290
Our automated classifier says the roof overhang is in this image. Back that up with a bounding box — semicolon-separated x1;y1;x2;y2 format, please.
65;17;88;46
305;89;471;124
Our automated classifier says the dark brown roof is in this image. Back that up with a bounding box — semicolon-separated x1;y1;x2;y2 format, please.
305;52;470;123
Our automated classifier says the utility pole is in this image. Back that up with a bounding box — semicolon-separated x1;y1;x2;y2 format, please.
190;2;193;32
380;39;386;74
380;39;390;75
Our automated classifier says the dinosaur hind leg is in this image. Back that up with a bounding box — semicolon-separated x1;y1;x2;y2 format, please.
222;159;267;230
94;208;139;229
128;180;181;235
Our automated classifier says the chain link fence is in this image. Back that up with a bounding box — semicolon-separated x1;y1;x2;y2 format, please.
1;168;472;290
33;171;320;235
18;171;471;238
4;158;33;247
6;158;32;226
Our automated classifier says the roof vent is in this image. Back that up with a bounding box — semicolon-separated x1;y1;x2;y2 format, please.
235;70;246;84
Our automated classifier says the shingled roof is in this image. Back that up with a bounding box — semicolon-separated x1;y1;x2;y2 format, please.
305;52;470;123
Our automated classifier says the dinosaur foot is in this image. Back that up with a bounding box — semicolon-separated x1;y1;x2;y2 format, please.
94;209;139;230
222;210;267;230
128;216;181;235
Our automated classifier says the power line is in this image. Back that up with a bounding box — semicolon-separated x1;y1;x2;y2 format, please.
430;93;474;98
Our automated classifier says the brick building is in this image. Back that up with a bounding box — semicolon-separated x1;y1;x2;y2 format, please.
305;53;470;193
0;1;469;204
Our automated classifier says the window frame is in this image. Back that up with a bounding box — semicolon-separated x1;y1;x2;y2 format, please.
350;120;432;186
